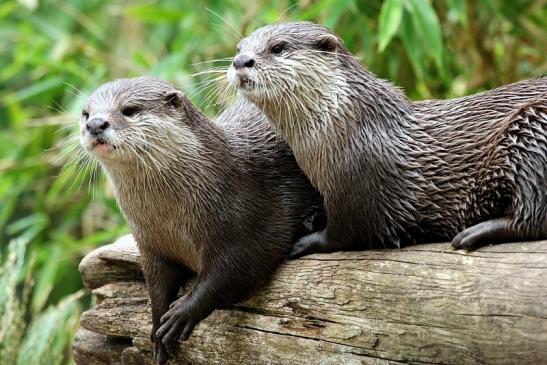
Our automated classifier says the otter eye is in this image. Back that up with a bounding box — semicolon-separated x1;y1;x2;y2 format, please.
82;110;89;120
271;42;287;55
122;107;139;117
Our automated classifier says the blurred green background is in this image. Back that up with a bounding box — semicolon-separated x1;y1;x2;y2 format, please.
0;0;545;363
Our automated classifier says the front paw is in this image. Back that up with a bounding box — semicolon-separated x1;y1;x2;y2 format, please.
290;236;317;258
290;229;329;259
156;300;197;355
151;330;169;364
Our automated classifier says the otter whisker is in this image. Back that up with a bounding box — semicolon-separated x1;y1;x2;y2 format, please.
190;75;228;101
190;68;230;77
124;133;167;172
216;78;236;109
201;75;235;111
72;152;95;193
47;102;74;118
63;81;83;96
55;123;79;134
205;7;243;39
298;48;362;61
276;3;299;22
182;76;227;91
191;57;234;67
189;74;228;89
51;134;80;154
88;159;100;197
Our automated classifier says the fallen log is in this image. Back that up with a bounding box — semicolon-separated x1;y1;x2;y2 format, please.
73;235;547;364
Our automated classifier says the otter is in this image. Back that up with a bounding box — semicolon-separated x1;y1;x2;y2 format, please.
79;77;323;364
228;21;547;257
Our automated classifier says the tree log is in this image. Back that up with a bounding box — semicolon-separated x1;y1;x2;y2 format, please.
73;235;547;364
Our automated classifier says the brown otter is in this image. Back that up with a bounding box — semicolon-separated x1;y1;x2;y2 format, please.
79;77;323;363
228;21;547;257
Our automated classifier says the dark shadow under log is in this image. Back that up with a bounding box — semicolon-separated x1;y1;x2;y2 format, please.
73;235;547;365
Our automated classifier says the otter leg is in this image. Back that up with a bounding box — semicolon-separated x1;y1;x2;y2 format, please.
451;217;526;250
156;292;201;354
156;250;275;356
141;252;187;365
290;228;331;258
155;260;233;355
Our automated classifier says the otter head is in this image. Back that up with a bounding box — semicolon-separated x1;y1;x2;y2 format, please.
80;77;199;167
227;22;349;124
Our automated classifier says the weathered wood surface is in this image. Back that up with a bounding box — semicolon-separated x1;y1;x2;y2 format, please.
73;235;547;365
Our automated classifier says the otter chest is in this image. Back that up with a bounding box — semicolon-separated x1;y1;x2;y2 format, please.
117;194;203;273
289;126;350;195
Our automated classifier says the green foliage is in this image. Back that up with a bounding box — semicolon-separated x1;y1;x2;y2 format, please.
0;1;545;364
378;0;403;52
0;237;83;365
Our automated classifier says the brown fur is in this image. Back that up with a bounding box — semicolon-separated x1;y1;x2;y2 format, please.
229;21;547;255
79;77;322;363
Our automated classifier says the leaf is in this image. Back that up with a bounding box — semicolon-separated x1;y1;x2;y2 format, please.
407;0;444;72
125;5;185;23
399;10;424;79
0;2;17;19
446;0;467;26
325;0;357;29
378;0;404;52
17;290;84;365
2;77;64;106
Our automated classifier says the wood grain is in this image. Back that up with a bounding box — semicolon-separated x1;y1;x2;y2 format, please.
74;235;547;365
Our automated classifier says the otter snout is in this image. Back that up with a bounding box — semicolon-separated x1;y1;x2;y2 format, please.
228;53;260;96
81;115;116;157
86;117;110;136
233;54;255;69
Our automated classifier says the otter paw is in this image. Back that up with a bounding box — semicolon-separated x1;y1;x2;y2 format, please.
290;239;316;258
156;301;197;355
289;229;329;259
150;331;169;364
302;211;327;233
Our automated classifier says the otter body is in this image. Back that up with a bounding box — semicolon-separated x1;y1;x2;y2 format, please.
79;77;322;363
228;21;547;255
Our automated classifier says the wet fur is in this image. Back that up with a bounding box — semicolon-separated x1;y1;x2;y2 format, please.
80;77;322;363
230;21;547;251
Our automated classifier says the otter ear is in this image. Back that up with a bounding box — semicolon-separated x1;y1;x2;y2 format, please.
163;90;184;109
315;34;338;53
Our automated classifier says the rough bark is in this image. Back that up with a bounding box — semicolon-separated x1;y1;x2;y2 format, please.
73;235;547;365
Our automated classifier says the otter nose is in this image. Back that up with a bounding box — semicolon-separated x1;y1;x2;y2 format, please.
233;55;255;69
86;117;110;136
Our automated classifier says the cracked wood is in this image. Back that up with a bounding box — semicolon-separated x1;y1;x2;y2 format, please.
73;235;547;365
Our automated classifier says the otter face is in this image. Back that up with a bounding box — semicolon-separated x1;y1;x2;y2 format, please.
227;22;342;110
80;77;194;164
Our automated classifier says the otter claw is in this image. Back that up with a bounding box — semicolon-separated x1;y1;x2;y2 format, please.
155;344;169;365
151;331;169;364
156;300;198;356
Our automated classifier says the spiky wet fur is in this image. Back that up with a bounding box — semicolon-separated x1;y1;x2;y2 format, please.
80;77;322;363
231;21;547;249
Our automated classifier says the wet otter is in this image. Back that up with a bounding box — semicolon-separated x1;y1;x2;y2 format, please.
228;21;547;257
79;77;322;363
